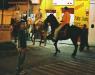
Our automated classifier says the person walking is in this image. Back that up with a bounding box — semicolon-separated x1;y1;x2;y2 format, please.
80;24;89;51
16;21;27;75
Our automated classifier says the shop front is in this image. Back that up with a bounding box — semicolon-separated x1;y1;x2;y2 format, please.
40;0;90;27
0;1;28;42
40;0;92;44
0;25;11;42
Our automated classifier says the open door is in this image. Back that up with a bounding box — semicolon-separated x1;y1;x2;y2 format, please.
46;10;56;17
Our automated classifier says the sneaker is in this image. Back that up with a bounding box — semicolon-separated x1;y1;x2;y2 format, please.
16;67;23;75
19;70;26;75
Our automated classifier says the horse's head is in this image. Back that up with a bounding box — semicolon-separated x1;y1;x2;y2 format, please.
44;14;59;32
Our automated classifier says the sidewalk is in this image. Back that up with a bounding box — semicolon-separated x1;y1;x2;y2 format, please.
0;41;17;56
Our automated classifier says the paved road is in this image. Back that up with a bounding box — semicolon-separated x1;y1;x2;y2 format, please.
0;41;95;75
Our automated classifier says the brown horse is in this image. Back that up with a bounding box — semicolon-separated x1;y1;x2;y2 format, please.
44;14;84;58
31;21;47;46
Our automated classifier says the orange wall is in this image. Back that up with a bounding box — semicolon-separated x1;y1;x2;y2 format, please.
0;31;11;42
0;4;28;25
33;5;40;14
0;4;28;42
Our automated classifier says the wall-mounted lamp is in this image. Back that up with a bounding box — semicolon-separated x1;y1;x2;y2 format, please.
85;8;89;16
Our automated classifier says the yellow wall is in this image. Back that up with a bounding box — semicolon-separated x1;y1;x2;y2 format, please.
40;0;90;27
0;0;90;27
40;0;74;21
74;0;90;28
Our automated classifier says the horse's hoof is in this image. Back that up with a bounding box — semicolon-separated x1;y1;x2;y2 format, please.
39;44;41;46
52;38;56;42
71;55;76;59
44;44;46;46
19;70;26;75
54;52;57;56
87;47;90;51
33;43;35;45
71;54;76;58
79;49;83;52
58;50;60;53
57;50;60;53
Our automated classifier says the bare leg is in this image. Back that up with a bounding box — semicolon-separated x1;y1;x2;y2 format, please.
53;25;63;40
39;35;42;46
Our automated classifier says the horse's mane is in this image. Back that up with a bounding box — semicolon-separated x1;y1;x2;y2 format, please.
44;14;59;32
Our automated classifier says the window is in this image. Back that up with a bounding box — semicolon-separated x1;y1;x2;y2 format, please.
31;0;40;4
53;0;74;5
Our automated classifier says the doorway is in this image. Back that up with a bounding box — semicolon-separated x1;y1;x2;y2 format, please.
61;8;74;26
88;2;95;46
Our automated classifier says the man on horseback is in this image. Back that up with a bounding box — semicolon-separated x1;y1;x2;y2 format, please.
53;6;70;41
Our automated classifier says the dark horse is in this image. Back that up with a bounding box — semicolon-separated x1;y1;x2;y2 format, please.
44;14;82;57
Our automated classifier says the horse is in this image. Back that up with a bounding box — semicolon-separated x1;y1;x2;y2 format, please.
43;14;83;57
31;21;47;46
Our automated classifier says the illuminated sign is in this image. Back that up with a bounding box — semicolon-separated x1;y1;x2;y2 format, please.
53;0;74;5
31;0;40;4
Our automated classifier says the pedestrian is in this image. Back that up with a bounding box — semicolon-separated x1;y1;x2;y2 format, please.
16;21;27;75
10;16;16;43
80;24;89;51
12;18;21;44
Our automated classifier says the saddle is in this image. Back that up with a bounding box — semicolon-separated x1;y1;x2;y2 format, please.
58;25;70;40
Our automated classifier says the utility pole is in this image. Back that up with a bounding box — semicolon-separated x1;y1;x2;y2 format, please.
1;0;4;25
28;0;32;17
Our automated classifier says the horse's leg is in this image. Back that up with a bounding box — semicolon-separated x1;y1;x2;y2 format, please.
33;35;35;45
71;38;78;58
44;38;47;46
44;34;47;46
79;43;85;52
54;41;60;56
39;39;42;46
14;34;18;43
39;35;42;46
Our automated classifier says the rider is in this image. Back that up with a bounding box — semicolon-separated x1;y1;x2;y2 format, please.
53;6;70;41
35;8;42;25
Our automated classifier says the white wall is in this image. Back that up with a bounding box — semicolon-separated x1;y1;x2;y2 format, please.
88;1;95;46
70;14;74;25
46;13;56;17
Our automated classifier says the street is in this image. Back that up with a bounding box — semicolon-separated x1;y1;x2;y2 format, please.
0;0;95;75
0;40;95;75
